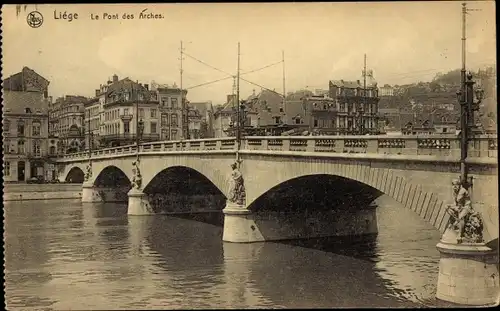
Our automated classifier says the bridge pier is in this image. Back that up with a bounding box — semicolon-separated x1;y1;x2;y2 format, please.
81;182;129;203
222;203;265;243
127;188;155;216
436;230;499;306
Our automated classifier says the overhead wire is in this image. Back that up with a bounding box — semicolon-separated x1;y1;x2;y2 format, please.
184;54;283;90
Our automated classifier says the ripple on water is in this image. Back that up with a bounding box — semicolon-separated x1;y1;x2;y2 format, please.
5;198;444;309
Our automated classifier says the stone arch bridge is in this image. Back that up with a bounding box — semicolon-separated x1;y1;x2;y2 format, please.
55;135;499;306
57;135;498;244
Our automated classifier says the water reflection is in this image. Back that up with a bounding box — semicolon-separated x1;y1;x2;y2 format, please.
5;195;443;309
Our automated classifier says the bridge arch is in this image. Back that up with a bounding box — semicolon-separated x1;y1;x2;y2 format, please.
65;166;85;183
143;165;226;198
139;156;233;199
61;163;86;183
93;165;132;187
248;174;383;213
243;161;451;234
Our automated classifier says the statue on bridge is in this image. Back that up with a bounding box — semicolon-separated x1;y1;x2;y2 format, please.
228;162;246;206
84;163;92;182
445;179;483;244
131;159;142;190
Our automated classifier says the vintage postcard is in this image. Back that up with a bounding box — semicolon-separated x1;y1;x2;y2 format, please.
2;2;498;310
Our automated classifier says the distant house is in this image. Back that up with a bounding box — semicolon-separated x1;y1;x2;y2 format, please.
401;118;456;135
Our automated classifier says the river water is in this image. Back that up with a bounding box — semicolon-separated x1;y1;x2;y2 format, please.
4;195;445;309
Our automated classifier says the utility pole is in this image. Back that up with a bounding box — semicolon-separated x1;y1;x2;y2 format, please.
282;50;286;122
459;2;468;185
362;54;367;135
180;40;188;140
457;2;484;188
236;42;241;161
134;81;139;154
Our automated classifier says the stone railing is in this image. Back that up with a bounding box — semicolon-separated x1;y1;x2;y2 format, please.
57;134;498;161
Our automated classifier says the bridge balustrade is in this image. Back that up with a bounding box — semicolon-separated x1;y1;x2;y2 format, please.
57;135;497;161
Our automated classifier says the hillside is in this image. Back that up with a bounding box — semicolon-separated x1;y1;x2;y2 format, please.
379;66;496;130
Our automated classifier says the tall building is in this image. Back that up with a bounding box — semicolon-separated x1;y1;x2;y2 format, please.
189;101;215;138
214;94;237;138
156;85;185;141
328;70;380;134
3;67;54;182
187;107;202;139
85;75;165;149
49;95;87;154
379;84;395;96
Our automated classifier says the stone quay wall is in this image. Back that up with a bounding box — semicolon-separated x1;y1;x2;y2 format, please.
3;183;83;201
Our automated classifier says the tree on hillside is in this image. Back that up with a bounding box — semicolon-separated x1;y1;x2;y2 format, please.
429;81;441;92
432;69;461;85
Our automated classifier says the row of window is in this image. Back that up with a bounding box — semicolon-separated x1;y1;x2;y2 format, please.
160;97;179;109
88;118;100;131
56;116;81;127
313;118;376;128
333;87;378;97
161;113;178;127
50;105;82;119
4;140;42;155
3;121;42;136
86;106;100;118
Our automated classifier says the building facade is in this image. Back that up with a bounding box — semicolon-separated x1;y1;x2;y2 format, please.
84;75;174;149
329;70;381;134
214;95;237;138
49;95;87;154
379;84;395;96
156;85;185;141
189;101;215;138
3;67;57;182
3;91;54;182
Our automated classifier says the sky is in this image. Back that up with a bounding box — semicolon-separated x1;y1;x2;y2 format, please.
2;2;496;105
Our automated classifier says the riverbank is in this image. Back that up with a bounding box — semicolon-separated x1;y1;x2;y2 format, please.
3;183;83;201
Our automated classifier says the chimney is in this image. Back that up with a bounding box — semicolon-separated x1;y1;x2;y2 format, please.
144;84;149;90
113;74;118;83
95;89;100;97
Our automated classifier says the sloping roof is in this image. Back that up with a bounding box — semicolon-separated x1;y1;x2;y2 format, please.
330;80;361;88
3;67;50;92
3;90;48;114
283;100;305;124
330;79;377;89
106;78;148;97
286;90;313;101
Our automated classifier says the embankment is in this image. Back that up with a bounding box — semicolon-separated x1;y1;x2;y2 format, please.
3;183;83;201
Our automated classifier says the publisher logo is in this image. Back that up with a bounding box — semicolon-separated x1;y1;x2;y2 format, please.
27;11;43;28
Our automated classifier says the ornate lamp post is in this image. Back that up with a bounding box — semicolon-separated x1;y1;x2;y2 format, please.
128;98;152;215
84;110;93;182
435;3;496;306
456;73;484;187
